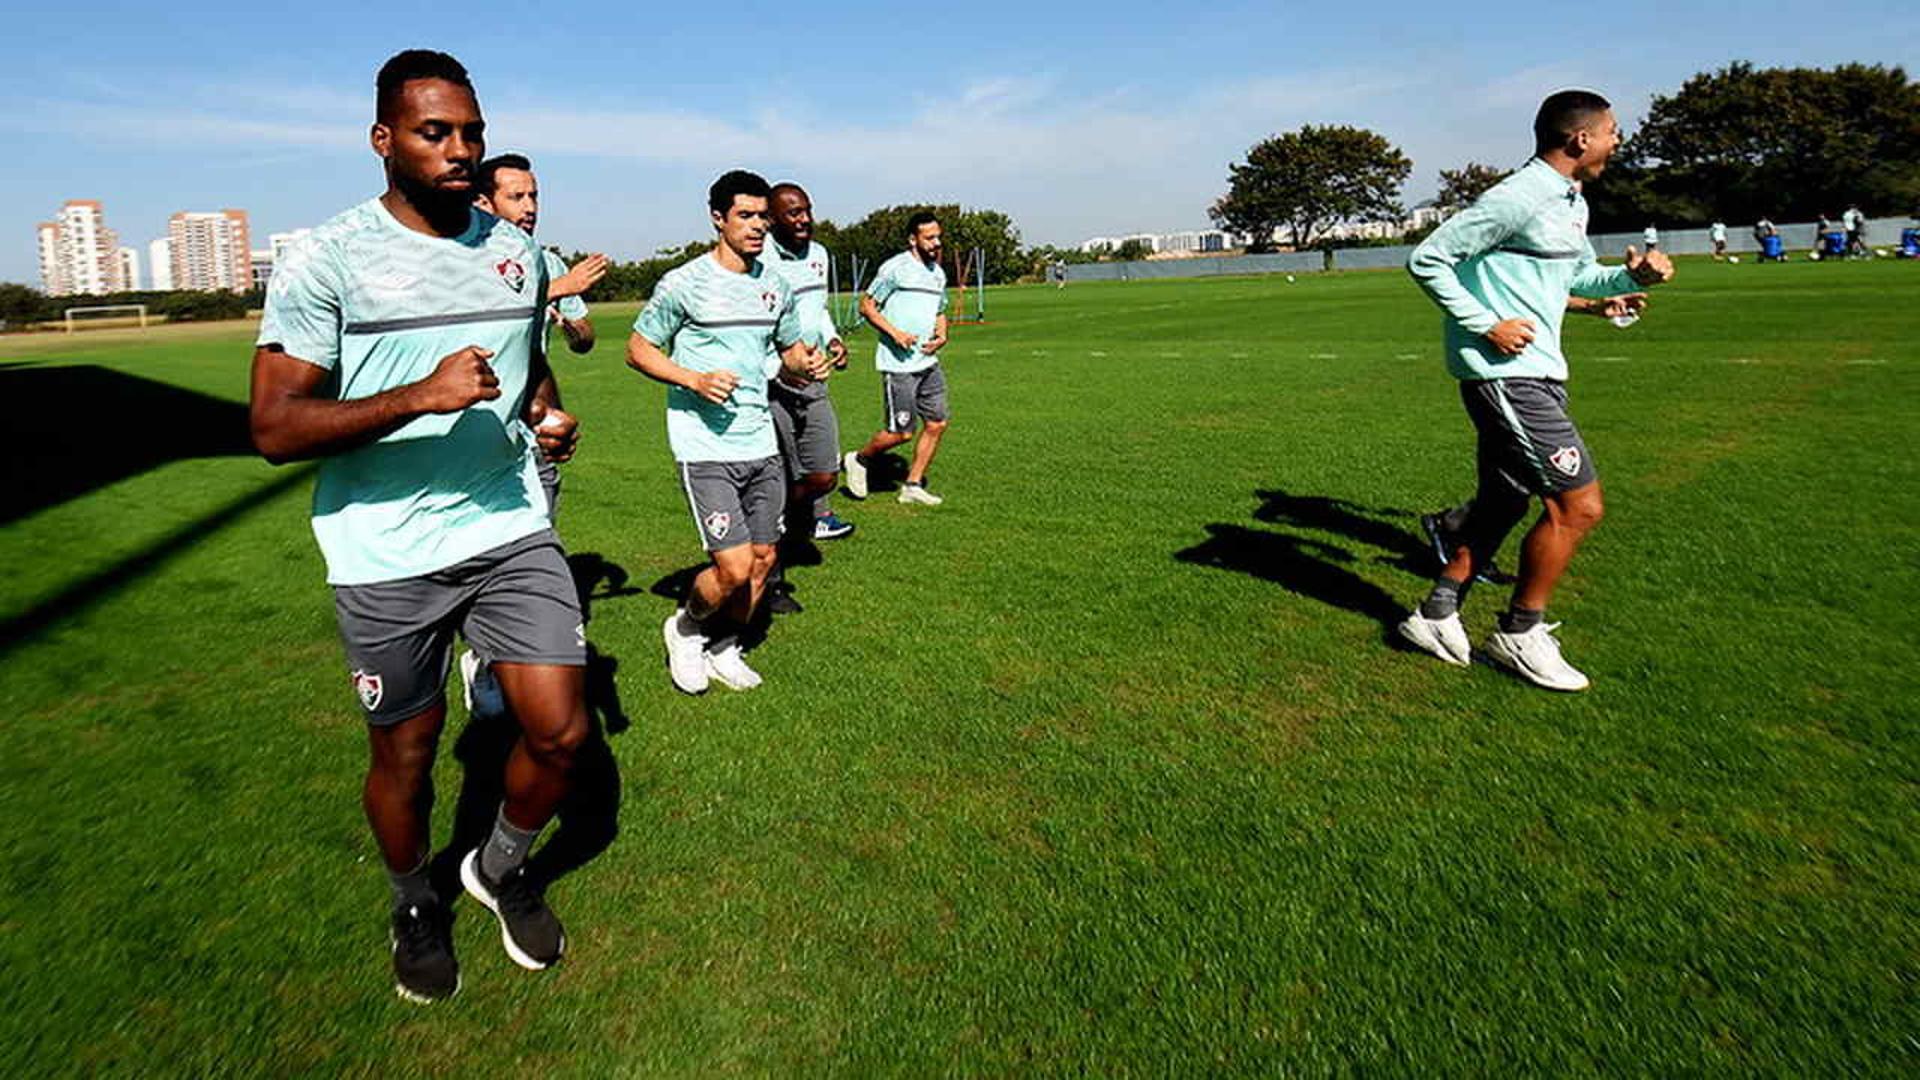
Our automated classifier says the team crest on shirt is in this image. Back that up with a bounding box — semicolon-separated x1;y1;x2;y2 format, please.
810;261;824;276
351;669;384;711
760;290;778;312
1550;445;1583;477
495;257;527;294
704;511;733;539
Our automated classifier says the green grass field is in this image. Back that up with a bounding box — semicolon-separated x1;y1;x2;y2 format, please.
3;258;1916;1075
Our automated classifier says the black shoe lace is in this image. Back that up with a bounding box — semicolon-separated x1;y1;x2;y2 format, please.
396;904;448;956
492;868;547;920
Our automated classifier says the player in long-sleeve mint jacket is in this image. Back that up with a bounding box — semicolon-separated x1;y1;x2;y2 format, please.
1395;89;1672;694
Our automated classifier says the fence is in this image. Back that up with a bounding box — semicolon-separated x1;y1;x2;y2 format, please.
1068;217;1919;282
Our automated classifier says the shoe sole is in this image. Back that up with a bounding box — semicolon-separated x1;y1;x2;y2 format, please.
460;851;563;971
1481;645;1589;692
662;615;708;695
394;974;460;1004
1396;616;1471;667
814;528;855;540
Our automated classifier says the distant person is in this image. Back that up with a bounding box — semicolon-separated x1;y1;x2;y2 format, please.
761;180;857;616
1642;223;1659;251
1399;88;1673;691
843;212;953;507
1753;217;1776;242
1844;204;1868;257
1711;220;1727;259
249;49;589;1003
625;170;829;694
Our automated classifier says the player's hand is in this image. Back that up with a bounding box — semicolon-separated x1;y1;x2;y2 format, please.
527;402;580;463
891;330;919;352
550;254;609;299
919;333;947;355
1483;319;1536;356
415;346;500;412
1600;293;1648;320
689;368;739;405
1625;245;1674;285
827;338;848;369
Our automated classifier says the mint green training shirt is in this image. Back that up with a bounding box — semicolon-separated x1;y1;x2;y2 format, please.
633;251;802;462
866;249;947;374
762;238;837;349
1407;157;1639;382
256;198;552;586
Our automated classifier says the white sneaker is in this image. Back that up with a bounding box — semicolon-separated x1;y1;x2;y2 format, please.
1483;622;1590;691
898;483;943;506
843;451;869;499
704;638;762;690
1397;609;1471;667
458;649;481;711
662;611;709;694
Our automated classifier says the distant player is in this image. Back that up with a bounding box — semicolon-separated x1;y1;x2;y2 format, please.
626;170;829;693
249;50;588;1002
1844;204;1868;257
1642;223;1659;251
842;211;952;506
1711;220;1727;259
759;181;854;615
1396;89;1673;691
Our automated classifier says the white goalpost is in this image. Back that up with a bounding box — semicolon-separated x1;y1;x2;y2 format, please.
62;304;149;334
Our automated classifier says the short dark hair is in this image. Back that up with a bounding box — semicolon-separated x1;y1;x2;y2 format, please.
477;153;532;197
906;210;939;236
376;50;473;123
709;170;772;214
1533;90;1611;155
770;181;808;201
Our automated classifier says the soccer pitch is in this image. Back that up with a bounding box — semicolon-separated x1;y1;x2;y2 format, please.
2;260;1914;1074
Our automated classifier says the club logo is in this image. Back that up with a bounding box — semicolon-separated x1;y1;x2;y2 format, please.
351;669;384;712
704;511;733;539
575;623;587;648
810;261;824;277
1550;445;1583;477
496;257;527;294
895;410;913;427
761;290;778;312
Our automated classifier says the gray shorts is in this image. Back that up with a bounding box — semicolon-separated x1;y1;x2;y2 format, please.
882;364;950;434
770;382;843;481
535;454;561;517
1459;378;1597;497
680;456;786;552
333;530;585;726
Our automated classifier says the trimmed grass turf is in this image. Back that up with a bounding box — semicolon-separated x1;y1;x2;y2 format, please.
2;258;1915;1074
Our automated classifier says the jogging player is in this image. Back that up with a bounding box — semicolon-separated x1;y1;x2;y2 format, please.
249;50;588;1002
1396;88;1673;691
760;182;854;614
843;211;951;505
627;170;829;693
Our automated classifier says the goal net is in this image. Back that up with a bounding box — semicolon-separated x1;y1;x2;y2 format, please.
63;304;150;334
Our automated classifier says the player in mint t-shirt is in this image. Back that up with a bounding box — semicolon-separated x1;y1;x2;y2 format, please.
842;211;953;506
249;51;590;1005
627;170;829;695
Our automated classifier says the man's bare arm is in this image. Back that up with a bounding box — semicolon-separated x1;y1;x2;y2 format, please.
626;332;737;405
249;344;498;465
859;293;915;350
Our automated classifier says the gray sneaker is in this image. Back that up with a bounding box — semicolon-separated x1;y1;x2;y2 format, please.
898;483;944;506
843;451;869;499
663;610;709;694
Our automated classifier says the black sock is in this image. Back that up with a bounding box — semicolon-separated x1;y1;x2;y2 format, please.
1420;577;1467;619
1499;606;1544;634
387;854;436;911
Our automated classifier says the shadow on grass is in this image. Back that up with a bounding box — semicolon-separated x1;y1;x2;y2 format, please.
0;464;317;658
0;363;254;526
434;554;645;894
1175;488;1432;630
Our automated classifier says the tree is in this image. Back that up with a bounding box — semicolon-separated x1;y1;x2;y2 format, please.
1587;62;1920;229
1111;238;1153;261
1436;163;1511;213
1210;125;1411;251
820;204;1026;287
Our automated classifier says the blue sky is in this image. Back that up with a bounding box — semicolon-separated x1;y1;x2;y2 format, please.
3;0;1914;284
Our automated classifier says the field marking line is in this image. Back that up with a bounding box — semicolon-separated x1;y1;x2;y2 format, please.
1727;357;1760;364
1309;352;1340;360
1594;356;1630;363
1846;358;1886;366
1394;353;1420;360
1090;351;1108;358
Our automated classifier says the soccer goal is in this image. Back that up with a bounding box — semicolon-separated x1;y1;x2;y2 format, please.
63;304;149;334
948;247;987;324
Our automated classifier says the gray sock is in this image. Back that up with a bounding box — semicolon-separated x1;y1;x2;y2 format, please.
480;808;541;881
387;855;436;910
1420;577;1467;619
1499;606;1544;634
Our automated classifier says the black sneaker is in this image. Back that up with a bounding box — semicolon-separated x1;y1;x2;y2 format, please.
461;849;565;970
765;584;803;615
390;900;460;1003
1418;512;1513;586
